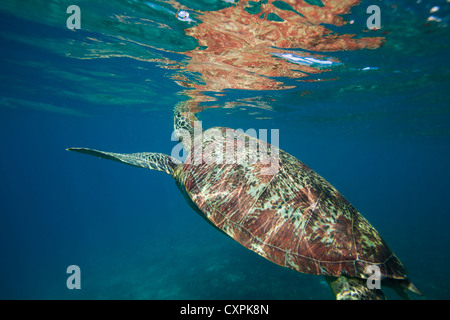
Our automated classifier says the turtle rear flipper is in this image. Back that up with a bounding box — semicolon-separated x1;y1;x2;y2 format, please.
384;278;424;299
325;276;386;300
66;148;181;176
404;280;423;297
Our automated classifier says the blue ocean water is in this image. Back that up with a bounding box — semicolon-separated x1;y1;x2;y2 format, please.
0;0;449;300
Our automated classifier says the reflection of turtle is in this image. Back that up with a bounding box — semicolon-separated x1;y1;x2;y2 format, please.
68;112;422;300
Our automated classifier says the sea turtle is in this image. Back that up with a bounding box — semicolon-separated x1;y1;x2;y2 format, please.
67;111;422;300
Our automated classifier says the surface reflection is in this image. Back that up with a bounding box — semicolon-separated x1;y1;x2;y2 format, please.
169;0;384;112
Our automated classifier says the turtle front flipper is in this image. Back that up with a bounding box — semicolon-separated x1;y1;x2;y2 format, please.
67;148;181;176
325;276;386;300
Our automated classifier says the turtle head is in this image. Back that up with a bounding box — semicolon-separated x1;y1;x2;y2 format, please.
174;111;201;135
174;110;202;151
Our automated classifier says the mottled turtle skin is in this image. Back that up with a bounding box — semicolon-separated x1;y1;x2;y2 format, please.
67;111;421;300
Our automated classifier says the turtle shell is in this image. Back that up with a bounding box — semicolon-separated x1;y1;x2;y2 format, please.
177;127;407;280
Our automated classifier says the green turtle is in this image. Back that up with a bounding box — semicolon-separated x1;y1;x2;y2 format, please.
67;110;422;300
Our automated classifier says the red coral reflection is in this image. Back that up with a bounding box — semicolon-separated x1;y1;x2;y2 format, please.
170;0;384;109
